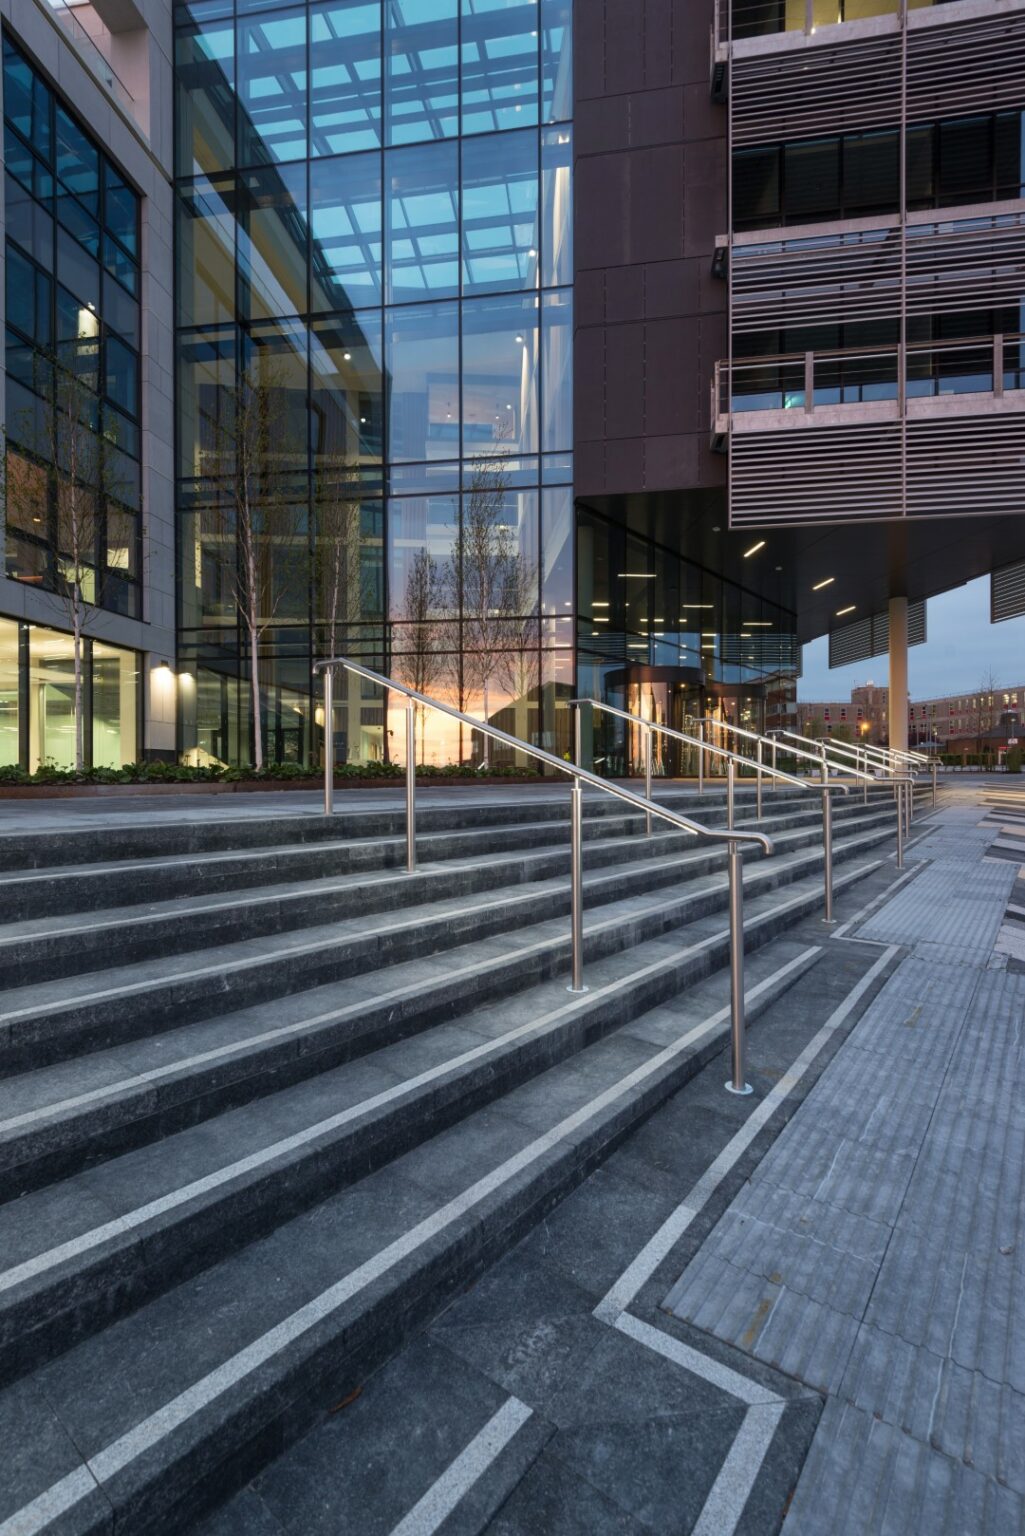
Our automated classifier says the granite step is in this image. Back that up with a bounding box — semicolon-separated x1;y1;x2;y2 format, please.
0;793;855;984
0;928;828;1536
0;870;852;1383
0;811;897;1076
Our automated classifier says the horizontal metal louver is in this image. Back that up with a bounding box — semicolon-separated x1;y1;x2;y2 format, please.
991;560;1025;624
828;600;926;669
731;34;900;147
732;210;1025;335
905;414;1025;518
906;10;1025;124
731;10;1025;150
719;632;801;669
730;424;903;526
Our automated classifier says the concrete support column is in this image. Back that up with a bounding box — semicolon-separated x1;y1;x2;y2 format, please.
888;596;909;753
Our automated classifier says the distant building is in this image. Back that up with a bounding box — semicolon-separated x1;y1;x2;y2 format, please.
799;682;1025;750
798;685;889;745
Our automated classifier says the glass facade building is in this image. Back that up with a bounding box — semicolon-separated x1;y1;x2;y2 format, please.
174;0;575;768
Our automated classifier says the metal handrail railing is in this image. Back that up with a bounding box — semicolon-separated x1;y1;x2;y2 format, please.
571;696;850;923
776;728;917;853
700;717;876;784
572;699;810;818
316;658;773;1093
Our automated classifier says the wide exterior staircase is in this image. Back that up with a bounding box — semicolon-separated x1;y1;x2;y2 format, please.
0;779;925;1535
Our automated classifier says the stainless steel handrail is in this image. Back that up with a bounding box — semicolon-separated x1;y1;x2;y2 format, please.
571;698;811;822
316;657;773;1093
576;699;849;924
776;728;916;851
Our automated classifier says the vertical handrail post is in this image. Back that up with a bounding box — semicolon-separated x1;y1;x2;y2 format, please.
756;738;763;819
896;781;905;868
725;843;752;1095
645;724;653;836
573;701;582;767
821;759;834;924
698;719;704;795
323;664;334;816
405;701;417;874
772;736;778;790
568;781;587;993
862;747;868;804
932;759;937;808
727;758;735;831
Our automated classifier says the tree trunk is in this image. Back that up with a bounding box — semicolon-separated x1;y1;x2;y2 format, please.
73;598;84;773
249;621;263;771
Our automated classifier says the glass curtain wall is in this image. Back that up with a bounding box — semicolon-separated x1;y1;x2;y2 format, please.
2;35;144;618
576;508;799;778
175;0;573;768
0;616;139;772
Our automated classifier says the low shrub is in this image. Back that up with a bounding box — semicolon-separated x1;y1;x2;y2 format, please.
0;759;544;787
1006;746;1023;774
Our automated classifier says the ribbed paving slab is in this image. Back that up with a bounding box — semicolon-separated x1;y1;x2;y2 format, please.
667;792;1025;1535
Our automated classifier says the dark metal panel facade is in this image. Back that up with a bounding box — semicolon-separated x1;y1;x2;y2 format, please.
573;0;727;499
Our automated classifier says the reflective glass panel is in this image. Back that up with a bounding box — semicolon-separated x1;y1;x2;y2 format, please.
105;335;139;415
541;483;572;616
3;38;51;163
238;164;309;320
56;107;99;212
310;151;383;309
541;124;571;287
387;493;458;619
461;0;540;135
386;301;460;461
237;8;308;166
461;129;539;294
541;289;571;452
92;640;139;768
177;175;236;328
0;618;18;768
311;312;385;469
386;141;460;302
177;323;238;480
175;20;235;176
541;0;571;123
310;2;382;158
385;0;459;144
104;164;138;255
461;294;538;458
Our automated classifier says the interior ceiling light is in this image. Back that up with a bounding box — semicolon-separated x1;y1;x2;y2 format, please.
618;572;656;579
836;604;856;616
681;603;713;609
592;600;609;607
743;540;766;558
813;577;835;591
743;621;772;627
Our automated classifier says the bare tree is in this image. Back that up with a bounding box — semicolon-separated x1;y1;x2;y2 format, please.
454;454;516;767
206;361;307;770
400;547;446;763
314;458;363;663
495;549;541;750
972;668;999;757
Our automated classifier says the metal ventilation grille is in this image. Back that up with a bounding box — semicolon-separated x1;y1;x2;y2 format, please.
906;414;1025;518
992;561;1025;624
906;11;1025;124
730;424;903;527
732;210;1025;335
828;601;926;669
719;632;801;669
731;35;900;147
